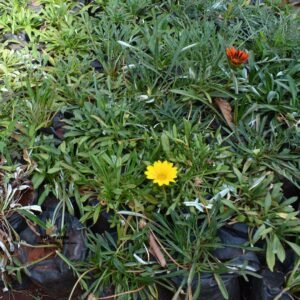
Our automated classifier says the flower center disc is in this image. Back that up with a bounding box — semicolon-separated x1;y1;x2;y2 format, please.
157;172;167;180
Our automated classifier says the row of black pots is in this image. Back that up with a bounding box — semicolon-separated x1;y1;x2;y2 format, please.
165;223;296;300
88;211;298;300
6;196;299;300
5;160;299;300
158;269;295;300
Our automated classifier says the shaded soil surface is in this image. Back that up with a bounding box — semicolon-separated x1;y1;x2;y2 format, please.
0;280;82;300
0;281;83;300
0;284;56;300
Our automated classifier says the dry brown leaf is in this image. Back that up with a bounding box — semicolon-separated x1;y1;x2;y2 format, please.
194;176;202;187
188;285;193;300
23;149;32;165
214;98;233;127
149;232;167;267
10;132;21;142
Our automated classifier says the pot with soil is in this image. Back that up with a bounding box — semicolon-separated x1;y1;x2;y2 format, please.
17;208;87;298
213;223;260;272
243;268;293;300
241;249;298;300
171;272;240;300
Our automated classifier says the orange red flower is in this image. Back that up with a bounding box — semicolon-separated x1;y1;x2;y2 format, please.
226;47;249;66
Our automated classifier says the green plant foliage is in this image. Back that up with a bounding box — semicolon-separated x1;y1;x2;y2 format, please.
0;0;299;298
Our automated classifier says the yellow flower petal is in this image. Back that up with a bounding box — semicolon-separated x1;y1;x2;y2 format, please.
145;160;177;186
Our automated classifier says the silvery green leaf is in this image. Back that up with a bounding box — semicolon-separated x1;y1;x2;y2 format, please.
180;43;198;53
117;40;137;50
117;211;147;219
249;174;266;190
18;205;42;212
17;185;30;191
184;198;213;212
122;64;136;71
133;253;149;265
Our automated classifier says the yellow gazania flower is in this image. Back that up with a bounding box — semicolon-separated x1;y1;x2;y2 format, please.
145;160;177;186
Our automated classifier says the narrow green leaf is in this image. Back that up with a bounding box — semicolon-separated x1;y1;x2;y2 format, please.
264;192;272;214
214;273;229;300
187;263;196;286
222;199;239;212
249;174;266;190
273;235;286;263
253;224;266;243
233;167;243;183
17;209;47;229
266;238;275;271
47;166;61;174
32;173;45;189
286;241;300;257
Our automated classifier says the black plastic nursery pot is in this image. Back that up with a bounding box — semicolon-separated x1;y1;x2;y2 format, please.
148;220;261;300
17;208;87;298
241;248;298;300
157;284;174;300
2;31;29;51
39;111;73;145
281;179;300;211
172;272;240;300
243;269;293;300
169;222;260;299
87;198;113;234
214;223;260;272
